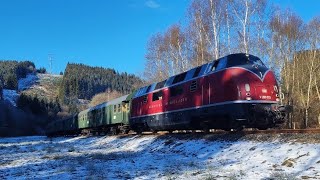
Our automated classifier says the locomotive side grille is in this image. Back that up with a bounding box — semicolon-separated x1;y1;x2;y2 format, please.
190;80;197;92
143;95;148;103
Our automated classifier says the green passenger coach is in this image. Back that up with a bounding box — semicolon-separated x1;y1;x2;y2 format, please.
46;91;136;136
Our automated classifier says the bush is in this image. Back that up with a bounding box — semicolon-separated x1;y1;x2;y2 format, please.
37;67;47;74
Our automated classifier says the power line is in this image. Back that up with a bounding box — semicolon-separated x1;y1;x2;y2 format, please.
48;54;53;74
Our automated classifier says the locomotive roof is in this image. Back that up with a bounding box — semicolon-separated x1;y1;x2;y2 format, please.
106;94;129;105
78;108;90;116
133;53;263;98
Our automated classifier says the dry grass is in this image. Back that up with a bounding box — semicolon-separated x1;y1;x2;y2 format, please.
269;172;298;180
22;74;62;101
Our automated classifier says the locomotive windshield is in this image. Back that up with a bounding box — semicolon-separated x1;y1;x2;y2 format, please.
227;54;265;68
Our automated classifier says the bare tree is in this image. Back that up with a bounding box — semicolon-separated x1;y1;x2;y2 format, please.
187;0;212;66
298;16;320;128
89;88;122;107
144;33;170;82
230;0;267;54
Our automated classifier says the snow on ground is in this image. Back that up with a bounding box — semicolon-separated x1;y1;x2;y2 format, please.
0;134;320;180
2;73;38;106
18;74;39;91
2;89;19;106
3;73;61;106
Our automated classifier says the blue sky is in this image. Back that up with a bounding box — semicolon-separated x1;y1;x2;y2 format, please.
0;0;319;75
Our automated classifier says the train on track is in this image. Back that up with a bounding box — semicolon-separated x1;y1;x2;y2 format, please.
46;53;290;136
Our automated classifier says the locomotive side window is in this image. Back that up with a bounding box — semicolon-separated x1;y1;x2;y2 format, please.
170;85;184;97
192;66;202;78
146;85;151;93
155;80;166;89
143;95;148;103
152;91;163;101
190;80;197;92
172;72;187;85
211;60;220;72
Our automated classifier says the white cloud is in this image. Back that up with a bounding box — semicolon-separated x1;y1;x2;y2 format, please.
145;0;160;9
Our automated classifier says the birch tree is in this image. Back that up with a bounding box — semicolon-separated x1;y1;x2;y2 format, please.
230;0;267;54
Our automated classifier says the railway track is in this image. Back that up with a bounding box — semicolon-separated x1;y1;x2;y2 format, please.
119;128;320;136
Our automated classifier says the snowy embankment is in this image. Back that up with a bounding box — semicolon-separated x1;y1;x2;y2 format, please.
0;134;320;179
2;74;38;106
2;89;19;106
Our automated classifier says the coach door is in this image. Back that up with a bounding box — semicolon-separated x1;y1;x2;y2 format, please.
122;101;130;124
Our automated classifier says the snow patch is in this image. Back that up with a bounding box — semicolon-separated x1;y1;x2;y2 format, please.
3;89;19;106
0;135;319;179
18;74;39;91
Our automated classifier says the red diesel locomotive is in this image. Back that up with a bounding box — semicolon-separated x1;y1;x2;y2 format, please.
129;53;288;132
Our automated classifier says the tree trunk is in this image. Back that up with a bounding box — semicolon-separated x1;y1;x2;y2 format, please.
305;108;309;128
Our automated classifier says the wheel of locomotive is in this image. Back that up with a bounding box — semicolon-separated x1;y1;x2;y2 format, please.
223;128;231;132
257;127;268;130
200;122;210;133
151;129;158;134
136;129;143;135
235;126;244;132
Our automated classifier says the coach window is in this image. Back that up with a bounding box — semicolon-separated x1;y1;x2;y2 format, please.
118;104;121;112
152;91;163;101
114;105;117;113
170;85;184;97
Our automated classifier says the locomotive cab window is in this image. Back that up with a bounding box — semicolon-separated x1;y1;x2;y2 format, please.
227;54;266;67
170;85;184;97
216;57;227;70
113;105;117;113
152;91;163;101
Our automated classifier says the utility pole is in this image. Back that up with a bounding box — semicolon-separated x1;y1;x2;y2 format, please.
48;54;53;74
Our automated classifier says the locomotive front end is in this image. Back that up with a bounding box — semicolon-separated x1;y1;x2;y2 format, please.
228;54;291;129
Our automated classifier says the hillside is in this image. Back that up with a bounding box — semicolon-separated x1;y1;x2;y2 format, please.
58;63;143;103
0;60;35;90
22;73;62;101
1;73;62;106
0;134;319;179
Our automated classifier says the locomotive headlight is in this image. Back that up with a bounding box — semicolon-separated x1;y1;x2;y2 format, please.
262;88;267;93
276;98;280;102
246;97;252;101
245;83;250;92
